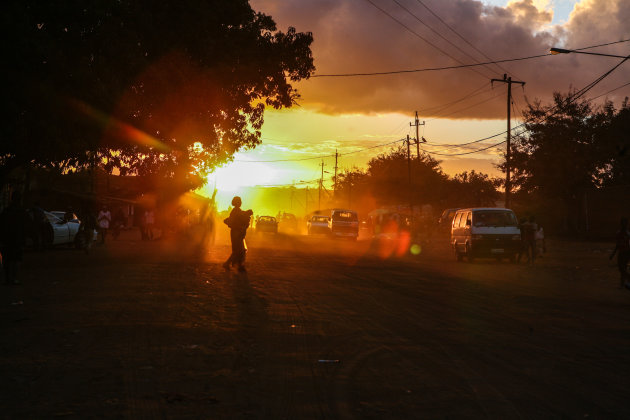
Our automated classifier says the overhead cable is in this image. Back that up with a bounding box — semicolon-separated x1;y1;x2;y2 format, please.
413;0;518;78
389;0;496;79
311;39;630;78
363;0;491;80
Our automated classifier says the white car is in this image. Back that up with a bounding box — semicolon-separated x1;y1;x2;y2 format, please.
307;215;330;235
46;211;97;247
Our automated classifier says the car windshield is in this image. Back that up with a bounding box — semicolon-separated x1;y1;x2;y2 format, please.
312;216;328;222
260;217;275;222
332;211;358;222
473;210;517;227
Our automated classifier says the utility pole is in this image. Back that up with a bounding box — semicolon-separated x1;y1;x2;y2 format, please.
334;149;338;198
491;74;525;209
410;111;425;161
406;135;413;216
290;183;294;209
319;160;324;210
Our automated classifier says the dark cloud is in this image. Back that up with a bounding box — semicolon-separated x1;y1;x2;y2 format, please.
251;0;630;119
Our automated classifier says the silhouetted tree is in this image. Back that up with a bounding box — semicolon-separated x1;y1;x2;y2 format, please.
3;0;314;191
335;145;498;210
598;99;630;186
509;91;628;231
449;170;500;207
366;146;447;205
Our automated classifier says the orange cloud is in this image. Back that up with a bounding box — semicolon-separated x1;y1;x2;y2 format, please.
251;0;630;119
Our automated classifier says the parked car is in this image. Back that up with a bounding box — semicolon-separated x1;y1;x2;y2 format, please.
278;212;298;233
256;216;278;234
42;211;83;247
51;211;79;223
30;211;96;248
307;215;330;235
328;209;359;240
451;207;521;262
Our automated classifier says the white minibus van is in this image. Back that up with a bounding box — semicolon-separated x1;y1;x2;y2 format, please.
328;209;359;240
451;208;521;262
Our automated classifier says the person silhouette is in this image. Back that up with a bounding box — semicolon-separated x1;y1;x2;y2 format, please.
0;191;30;284
223;196;253;272
610;217;630;288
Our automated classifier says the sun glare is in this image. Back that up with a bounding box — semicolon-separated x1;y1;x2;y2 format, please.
201;158;285;211
209;159;279;191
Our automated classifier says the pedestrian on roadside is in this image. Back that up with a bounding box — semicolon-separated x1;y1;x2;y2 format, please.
535;223;546;258
0;191;30;284
31;202;49;251
609;217;630;289
526;216;539;264
223;196;253;272
81;207;97;254
97;204;111;244
144;208;155;240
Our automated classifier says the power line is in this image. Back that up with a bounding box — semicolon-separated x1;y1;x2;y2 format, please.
575;39;630;52
311;39;630;78
424;86;506;121
338;138;403;156
413;0;517;78
364;0;491;80
313;53;548;78
587;81;630;101
389;0;496;79
422;140;506;156
418;81;491;113
234;138;404;163
421;59;630;158
569;56;629;102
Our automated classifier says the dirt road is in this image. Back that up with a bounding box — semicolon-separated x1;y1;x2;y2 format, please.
1;230;628;419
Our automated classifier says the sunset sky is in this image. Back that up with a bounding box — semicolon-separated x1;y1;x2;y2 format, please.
202;0;629;210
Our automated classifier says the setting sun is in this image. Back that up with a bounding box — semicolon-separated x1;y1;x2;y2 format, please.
208;159;280;192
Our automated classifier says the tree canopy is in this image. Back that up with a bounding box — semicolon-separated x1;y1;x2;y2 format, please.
3;0;314;191
506;91;629;232
510;92;630;200
335;145;500;210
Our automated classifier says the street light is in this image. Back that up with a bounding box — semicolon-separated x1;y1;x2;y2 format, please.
549;47;628;59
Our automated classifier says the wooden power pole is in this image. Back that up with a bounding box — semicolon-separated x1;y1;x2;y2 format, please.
491;74;525;209
410;111;425;161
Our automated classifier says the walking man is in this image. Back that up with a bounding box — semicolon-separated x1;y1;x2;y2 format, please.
0;191;30;284
223;196;253;272
97;205;111;244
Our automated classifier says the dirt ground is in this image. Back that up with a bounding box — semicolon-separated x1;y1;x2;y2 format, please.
1;228;628;419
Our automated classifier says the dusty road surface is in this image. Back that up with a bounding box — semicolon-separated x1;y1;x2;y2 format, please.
1;229;629;419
